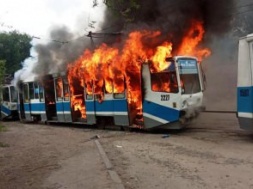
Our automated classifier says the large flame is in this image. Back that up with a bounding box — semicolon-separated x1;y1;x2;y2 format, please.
177;20;211;60
67;19;211;124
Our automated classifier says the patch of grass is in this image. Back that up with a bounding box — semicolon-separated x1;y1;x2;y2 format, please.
0;124;7;132
0;142;9;147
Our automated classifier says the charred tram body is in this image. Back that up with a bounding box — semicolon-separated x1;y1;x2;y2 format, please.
17;56;205;129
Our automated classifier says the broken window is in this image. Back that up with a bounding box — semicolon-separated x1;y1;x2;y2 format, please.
113;76;125;99
151;72;179;93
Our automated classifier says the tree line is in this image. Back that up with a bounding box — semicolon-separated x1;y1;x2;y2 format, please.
0;31;32;84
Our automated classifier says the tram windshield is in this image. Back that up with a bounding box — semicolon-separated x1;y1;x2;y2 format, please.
178;59;201;94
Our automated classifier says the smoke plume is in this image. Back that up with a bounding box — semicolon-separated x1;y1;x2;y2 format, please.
31;0;237;78
32;26;91;76
101;0;235;50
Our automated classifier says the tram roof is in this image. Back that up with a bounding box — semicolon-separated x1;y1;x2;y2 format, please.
173;56;198;60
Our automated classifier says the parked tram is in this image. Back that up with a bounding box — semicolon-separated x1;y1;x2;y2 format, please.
237;34;253;130
18;56;205;129
0;84;19;120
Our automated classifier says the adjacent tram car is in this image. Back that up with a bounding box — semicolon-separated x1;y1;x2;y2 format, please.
237;34;253;130
18;56;205;129
0;84;18;120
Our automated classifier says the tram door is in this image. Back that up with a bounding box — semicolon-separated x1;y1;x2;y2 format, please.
18;89;25;120
112;77;129;126
54;77;72;122
85;79;129;126
84;82;96;124
142;64;180;128
43;75;57;121
22;83;32;120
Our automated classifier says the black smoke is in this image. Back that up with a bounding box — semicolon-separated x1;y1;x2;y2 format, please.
33;0;237;77
32;26;91;76
30;0;253;111
101;0;236;51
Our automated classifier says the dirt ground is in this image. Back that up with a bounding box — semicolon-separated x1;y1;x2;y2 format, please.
1;113;253;189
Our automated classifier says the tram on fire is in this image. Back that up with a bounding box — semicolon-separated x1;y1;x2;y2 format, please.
17;56;205;129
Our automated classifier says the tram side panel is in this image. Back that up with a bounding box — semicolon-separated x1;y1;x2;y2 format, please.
19;81;47;122
142;63;180;129
84;83;130;126
18;75;58;122
237;35;253;130
112;92;130;126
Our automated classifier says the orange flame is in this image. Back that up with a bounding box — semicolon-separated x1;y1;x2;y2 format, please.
68;19;211;124
177;20;211;60
68;65;86;119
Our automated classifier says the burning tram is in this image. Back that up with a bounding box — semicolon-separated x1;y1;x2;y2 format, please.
17;56;205;129
237;34;253;130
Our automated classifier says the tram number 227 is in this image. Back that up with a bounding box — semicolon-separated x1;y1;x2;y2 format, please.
161;95;170;101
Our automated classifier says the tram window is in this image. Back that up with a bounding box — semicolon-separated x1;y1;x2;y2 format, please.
63;78;70;101
34;82;39;99
94;80;104;95
114;93;125;99
95;94;103;102
151;72;179;93
2;87;10;101
39;85;44;102
24;84;29;102
105;80;113;94
85;81;93;100
180;74;201;94
113;76;125;99
29;82;35;99
10;86;18;102
55;78;63;101
86;94;93;100
178;59;201;94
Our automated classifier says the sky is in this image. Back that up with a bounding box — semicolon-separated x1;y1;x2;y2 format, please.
0;0;106;85
0;0;105;39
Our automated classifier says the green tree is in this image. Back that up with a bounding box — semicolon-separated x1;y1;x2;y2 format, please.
0;60;6;106
0;31;32;74
103;0;140;23
0;60;6;85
